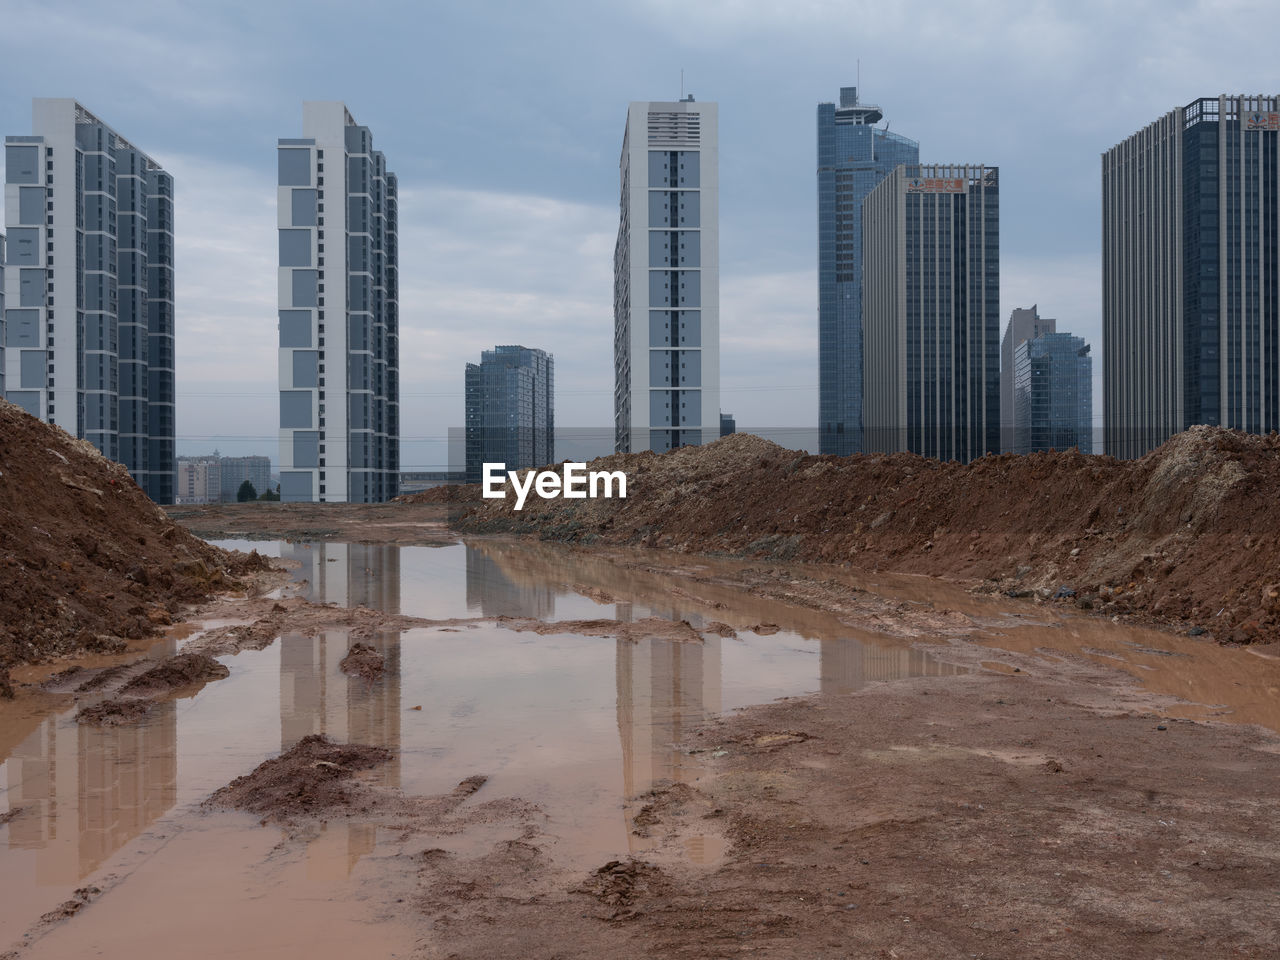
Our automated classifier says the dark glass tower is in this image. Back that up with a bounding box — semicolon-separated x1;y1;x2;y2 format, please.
1013;332;1092;454
464;345;554;484
862;165;1001;464
1103;95;1280;457
817;87;918;456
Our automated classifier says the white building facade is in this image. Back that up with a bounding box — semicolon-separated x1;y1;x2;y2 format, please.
614;98;719;453
3;99;175;502
277;102;399;503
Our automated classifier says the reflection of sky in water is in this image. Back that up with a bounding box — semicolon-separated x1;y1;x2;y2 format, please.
0;537;960;926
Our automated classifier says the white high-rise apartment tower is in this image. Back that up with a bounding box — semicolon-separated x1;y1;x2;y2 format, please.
614;97;719;453
3;99;175;502
277;102;399;503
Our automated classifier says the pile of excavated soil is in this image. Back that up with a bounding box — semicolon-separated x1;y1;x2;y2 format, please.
205;734;393;820
338;642;386;680
118;652;229;695
0;401;267;669
69;652;230;726
410;427;1280;641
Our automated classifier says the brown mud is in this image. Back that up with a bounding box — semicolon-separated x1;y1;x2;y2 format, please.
205;734;395;821
5;449;1280;958
167;499;455;545
181;668;1277;960
70;652;230;726
0;401;267;668
408;427;1280;642
105;541;1280;957
337;641;387;680
463;670;1280;960
118;651;229;695
75;698;153;726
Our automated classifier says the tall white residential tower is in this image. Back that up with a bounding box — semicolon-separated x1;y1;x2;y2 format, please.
3;99;175;502
614;97;719;453
277;102;399;503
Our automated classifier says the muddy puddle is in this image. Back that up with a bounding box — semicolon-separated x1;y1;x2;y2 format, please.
0;538;965;955
3;537;1279;956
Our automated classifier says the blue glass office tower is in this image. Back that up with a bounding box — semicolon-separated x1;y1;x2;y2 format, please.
817;87;918;456
1013;332;1092;454
464;345;554;484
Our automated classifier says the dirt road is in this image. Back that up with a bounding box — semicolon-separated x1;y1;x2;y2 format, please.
2;490;1277;957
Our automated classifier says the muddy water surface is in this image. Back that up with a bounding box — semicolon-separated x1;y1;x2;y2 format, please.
0;539;963;956
2;537;1278;957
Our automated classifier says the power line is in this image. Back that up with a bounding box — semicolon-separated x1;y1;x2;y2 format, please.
176;384;820;400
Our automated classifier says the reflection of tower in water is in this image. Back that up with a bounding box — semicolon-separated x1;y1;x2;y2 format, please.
278;542;403;871
615;633;722;851
819;638;965;695
464;544;556;619
4;697;177;884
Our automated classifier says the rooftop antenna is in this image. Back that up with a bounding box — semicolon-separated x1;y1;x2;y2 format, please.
857;58;861;101
681;68;684;101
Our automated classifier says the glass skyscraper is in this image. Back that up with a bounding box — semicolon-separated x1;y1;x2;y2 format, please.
1000;306;1057;452
862;165;1000;464
3;100;175;503
1103;94;1280;458
464;345;554;484
1013;332;1092;455
817;87;918;456
0;233;5;397
277;102;399;503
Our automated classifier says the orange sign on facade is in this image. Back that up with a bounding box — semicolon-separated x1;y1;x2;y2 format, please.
905;177;965;193
1245;112;1280;131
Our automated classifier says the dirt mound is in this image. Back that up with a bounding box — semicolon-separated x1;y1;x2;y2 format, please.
437;428;1280;641
118;652;229;695
338;642;386;680
205;734;393;819
0;401;268;667
398;483;477;505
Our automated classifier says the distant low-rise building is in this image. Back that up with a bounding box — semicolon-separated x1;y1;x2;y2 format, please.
399;471;466;495
219;455;272;501
719;411;736;437
176;456;221;504
176;453;273;502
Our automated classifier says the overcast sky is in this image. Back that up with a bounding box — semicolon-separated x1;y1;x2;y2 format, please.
2;0;1277;468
